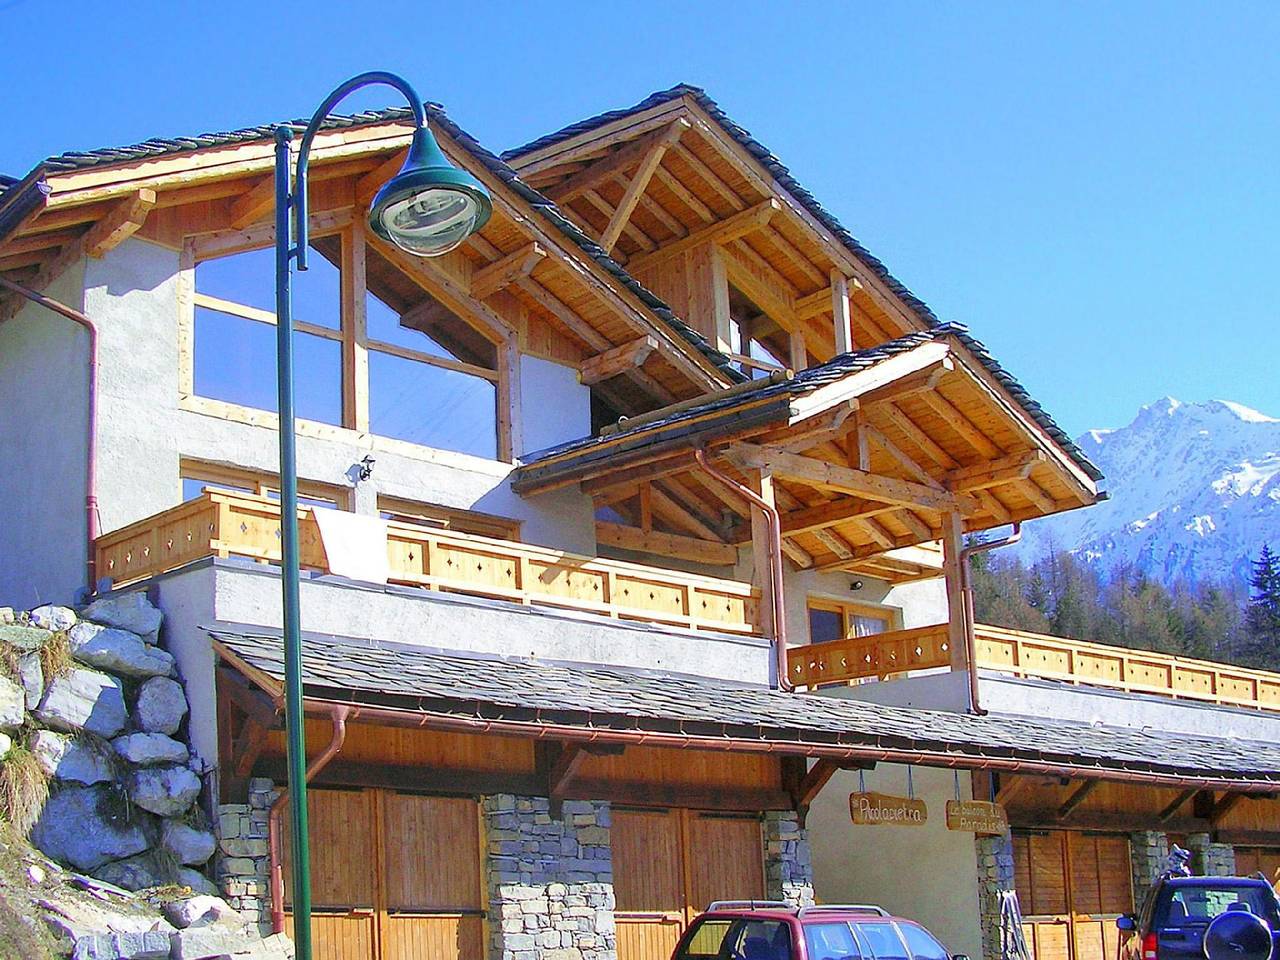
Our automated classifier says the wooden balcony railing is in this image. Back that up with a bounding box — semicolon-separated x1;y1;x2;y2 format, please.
95;491;762;636
788;621;1280;713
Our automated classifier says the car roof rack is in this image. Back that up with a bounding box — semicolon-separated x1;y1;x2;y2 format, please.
797;904;891;918
707;900;796;912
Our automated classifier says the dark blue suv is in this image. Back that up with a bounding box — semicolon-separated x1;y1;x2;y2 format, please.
1118;876;1280;960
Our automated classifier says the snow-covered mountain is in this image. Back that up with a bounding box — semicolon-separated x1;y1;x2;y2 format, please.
1013;397;1280;587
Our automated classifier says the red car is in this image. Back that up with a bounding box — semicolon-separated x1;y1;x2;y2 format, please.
671;902;968;960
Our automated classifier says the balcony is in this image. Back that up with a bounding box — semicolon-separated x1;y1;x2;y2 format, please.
95;490;762;636
787;622;1280;714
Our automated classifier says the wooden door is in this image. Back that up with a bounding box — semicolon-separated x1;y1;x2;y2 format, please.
1013;832;1133;960
1235;848;1280;888
282;788;483;960
379;793;484;960
284;789;380;960
613;808;765;960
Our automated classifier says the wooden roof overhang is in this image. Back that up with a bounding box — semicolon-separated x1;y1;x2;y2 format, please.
515;329;1101;579
505;87;935;364
0;109;740;414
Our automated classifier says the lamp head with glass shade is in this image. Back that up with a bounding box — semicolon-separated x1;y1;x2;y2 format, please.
368;123;492;257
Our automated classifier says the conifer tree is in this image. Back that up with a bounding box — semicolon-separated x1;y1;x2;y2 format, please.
1243;545;1280;667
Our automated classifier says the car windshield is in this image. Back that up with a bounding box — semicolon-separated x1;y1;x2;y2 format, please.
804;923;862;960
1163;886;1280;926
898;923;950;960
854;923;910;960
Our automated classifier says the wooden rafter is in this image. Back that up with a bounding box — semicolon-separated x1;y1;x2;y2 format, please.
471;242;546;300
578;335;659;385
653;166;714;222
598;123;685;254
727;443;971;514
228;175;276;229
1056;780;1098;821
579;189;657;251
947;451;1046;492
84;189;157;258
627;198;779;273
545;119;689;205
863;424;943;489
995;774;1031;807
922;391;1002;458
1159;788;1200;823
668;140;745;212
874;403;959;469
595;521;737;566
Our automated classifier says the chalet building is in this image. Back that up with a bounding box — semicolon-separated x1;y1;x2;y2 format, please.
2;84;1279;960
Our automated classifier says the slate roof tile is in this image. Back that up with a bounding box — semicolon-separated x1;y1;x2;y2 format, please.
209;625;1280;784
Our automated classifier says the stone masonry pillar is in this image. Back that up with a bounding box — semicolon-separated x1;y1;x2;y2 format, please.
484;795;616;960
1187;833;1236;877
1130;831;1169;907
975;833;1016;960
216;776;276;937
763;811;815;907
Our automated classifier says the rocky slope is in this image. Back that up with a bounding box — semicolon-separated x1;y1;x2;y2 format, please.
1016;397;1280;587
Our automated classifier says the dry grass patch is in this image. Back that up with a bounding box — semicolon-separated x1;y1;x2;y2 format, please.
0;745;49;836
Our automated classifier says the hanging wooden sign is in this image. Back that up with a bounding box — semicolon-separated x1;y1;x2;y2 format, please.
945;799;1009;835
848;792;928;827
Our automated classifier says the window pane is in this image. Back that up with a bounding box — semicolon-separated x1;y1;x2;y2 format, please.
809;607;845;643
730;920;791;960
805;923;862;960
898;924;948;960
855;924;910;960
852;614;888;637
194;309;341;425
196;244;339;329
368;352;497;458
681;920;734;960
367;289;458;360
181;477;254;501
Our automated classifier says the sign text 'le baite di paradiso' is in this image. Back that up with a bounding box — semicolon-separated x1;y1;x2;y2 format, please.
848;792;928;827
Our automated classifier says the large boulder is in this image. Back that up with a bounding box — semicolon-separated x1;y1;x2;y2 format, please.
68;622;173;678
113;732;188;766
30;604;77;631
134;676;187;735
169;923;248;960
0;623;49;650
31;785;151;871
17;650;44;709
36;667;128;737
161;820;217;866
175;867;219;897
128;765;201;817
93;851;171;892
0;673;24;730
31;729;117;785
161;894;239;929
81;592;163;640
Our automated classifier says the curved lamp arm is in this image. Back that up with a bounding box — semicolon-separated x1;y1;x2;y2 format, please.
285;70;428;270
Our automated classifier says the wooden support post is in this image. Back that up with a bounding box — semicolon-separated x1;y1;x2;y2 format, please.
686;243;732;354
548;743;588;819
342;227;370;433
831;270;853;354
942;511;968;670
789;328;807;372
747;467;778;639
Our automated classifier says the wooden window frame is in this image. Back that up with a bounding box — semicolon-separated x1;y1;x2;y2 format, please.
178;222;520;464
377;494;521;543
180;458;352;511
806;595;901;643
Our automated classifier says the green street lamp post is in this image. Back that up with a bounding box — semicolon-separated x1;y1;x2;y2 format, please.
273;71;491;960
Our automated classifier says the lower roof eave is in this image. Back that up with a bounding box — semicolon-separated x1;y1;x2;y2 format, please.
291;690;1280;796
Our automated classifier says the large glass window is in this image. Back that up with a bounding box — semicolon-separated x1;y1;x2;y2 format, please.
364;242;499;459
808;599;896;643
179;460;347;511
193;241;343;425
187;231;504;460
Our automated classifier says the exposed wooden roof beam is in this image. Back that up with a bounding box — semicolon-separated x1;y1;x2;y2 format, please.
84;188;156;258
832;272;854;354
813;528;856;558
976;489;1014;525
228;175;277;230
579;335;659;385
627;198;780;273
631;183;687;239
596;521;737;566
922;392;1003;458
514;101;687;178
763;225;826;288
874;403;959;470
580;189;656;251
1056;779;1099;822
669;140;746;212
1159;788;1200;823
727;443;973;514
722;242;797;324
650;481;725;541
653;166;714;223
591;125;685;254
947;451;1047;492
0;228;84;258
471;242;546;300
354;148;408;206
996;774;1032;807
546;122;686;204
1018;479;1056;514
863;423;942;490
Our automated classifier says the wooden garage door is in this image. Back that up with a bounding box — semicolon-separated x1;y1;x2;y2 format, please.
1014;832;1132;960
613;808;765;960
283;788;483;960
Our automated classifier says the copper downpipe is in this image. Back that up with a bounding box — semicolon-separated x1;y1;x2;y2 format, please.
268;705;351;934
0;275;99;593
296;696;1280;795
959;523;1023;715
692;448;792;691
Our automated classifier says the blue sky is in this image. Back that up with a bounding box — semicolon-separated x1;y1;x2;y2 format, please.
3;0;1277;437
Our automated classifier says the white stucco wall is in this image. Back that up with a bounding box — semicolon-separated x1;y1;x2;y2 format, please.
808;764;983;959
71;236;596;569
0;260;90;608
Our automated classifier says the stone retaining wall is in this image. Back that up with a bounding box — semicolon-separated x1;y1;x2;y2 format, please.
764;811;815;908
218;778;277;935
975;833;1016;960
